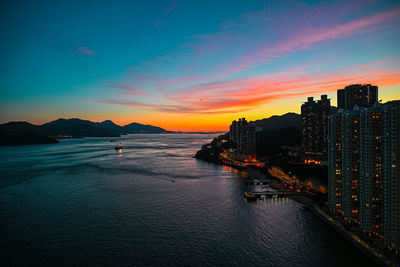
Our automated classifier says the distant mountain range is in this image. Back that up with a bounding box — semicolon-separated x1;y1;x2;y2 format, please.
0;118;168;145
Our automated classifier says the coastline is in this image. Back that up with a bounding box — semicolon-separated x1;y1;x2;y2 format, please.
194;155;397;266
312;206;395;267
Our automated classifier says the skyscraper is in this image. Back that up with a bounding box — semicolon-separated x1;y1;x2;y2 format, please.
328;111;343;212
341;108;361;222
328;99;400;249
229;118;256;156
360;104;384;234
230;120;238;144
382;101;400;249
337;84;378;110
301;95;331;163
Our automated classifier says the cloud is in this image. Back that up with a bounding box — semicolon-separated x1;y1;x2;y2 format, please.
103;60;400;115
163;0;178;16
103;81;148;96
100;2;400;116
226;5;400;74
73;46;96;55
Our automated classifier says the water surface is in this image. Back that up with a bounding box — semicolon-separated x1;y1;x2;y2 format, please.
0;134;369;266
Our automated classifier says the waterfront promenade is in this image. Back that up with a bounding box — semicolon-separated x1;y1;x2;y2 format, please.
313;206;397;267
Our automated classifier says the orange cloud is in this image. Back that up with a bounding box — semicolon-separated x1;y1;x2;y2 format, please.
104;60;400;115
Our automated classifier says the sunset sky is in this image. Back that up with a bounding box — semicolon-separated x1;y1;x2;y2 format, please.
1;0;400;131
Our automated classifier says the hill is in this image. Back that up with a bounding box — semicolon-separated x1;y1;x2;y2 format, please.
0;129;59;146
122;122;167;134
0;118;168;145
250;112;300;131
256;126;301;157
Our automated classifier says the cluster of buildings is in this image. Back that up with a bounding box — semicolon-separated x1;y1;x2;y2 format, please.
302;84;399;250
229;118;256;156
304;84;400;252
301;84;379;165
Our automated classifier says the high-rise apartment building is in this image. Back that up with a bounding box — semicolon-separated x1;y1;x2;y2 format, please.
337;84;378;110
341;108;361;222
360;104;384;234
327;111;343;212
328;98;400;249
382;101;400;249
301;95;331;163
229;118;256;155
230;120;238;144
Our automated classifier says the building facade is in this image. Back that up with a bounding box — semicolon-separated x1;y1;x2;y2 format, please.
341;108;361;222
337;84;378;110
328;111;343;212
301;95;331;164
328;100;400;250
382;101;400;249
359;104;384;234
229;118;256;156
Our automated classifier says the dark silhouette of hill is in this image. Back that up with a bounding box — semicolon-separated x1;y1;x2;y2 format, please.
122;122;167;134
41;118;120;137
96;120;167;134
0;129;59;145
256;126;301;157
250;112;300;130
0;118;168;145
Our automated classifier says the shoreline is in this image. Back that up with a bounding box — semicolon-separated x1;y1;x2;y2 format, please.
312;206;395;267
195;157;397;266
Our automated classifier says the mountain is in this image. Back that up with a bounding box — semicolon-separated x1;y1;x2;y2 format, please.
99;120;124;133
256;126;301;157
98;120;168;134
0;129;59;146
250;112;300;131
123;122;167;134
0;118;168;145
0;121;46;135
42;118;120;137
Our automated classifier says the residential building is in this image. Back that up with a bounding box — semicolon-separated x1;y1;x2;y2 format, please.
328;110;343;212
229;118;256;156
328;98;400;249
337;84;378;110
301;95;331;164
341;107;361;222
382;101;400;249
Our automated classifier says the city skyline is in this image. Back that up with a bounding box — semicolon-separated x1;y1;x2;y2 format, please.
1;0;400;131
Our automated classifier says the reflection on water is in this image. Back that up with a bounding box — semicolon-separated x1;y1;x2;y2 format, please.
0;134;369;266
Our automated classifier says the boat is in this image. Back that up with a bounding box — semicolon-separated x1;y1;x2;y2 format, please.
114;143;122;150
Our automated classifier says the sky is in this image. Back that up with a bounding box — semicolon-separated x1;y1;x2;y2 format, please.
1;0;400;131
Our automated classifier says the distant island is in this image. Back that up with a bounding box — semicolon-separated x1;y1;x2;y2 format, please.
0;118;168;146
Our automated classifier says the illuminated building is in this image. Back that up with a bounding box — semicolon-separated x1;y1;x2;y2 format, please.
230;120;238;144
301;95;331;164
337;84;378;110
360;103;384;234
328;110;343;211
382;101;400;250
229;118;256;156
328;100;400;249
341;107;361;222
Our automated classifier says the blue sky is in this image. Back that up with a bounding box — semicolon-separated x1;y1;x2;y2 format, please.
1;0;399;130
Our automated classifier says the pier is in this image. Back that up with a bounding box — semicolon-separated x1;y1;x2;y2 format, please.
244;191;293;200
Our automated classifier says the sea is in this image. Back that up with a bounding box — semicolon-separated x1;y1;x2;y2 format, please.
0;134;370;266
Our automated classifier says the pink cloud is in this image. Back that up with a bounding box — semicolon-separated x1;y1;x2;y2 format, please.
73;46;96;55
104;60;400;115
235;6;400;73
103;81;148;96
